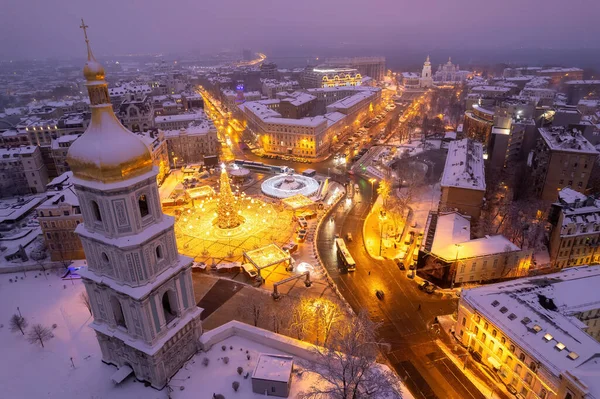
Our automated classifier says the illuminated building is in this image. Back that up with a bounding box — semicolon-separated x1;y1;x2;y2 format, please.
67;22;202;389
419;211;531;287
463;104;494;144
420;56;433;88
548;188;600;269
440;139;486;220
456;266;600;399
323;56;385;81
161;120;218;166
537;67;584;86
529;127;598;201
300;67;362;89
565;80;600;105
433;57;472;84
400;72;421;89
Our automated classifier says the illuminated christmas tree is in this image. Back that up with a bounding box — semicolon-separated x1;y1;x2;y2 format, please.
215;164;244;229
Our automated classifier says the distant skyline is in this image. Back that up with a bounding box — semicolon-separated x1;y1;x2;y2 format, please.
1;0;600;63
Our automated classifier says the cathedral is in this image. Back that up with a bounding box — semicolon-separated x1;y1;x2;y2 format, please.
67;21;202;389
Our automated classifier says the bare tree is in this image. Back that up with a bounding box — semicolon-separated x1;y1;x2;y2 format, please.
10;314;28;335
313;298;345;347
299;309;402;399
288;299;310;340
27;324;53;348
80;291;92;315
238;294;264;327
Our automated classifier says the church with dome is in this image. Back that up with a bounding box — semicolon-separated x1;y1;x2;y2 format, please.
68;21;202;388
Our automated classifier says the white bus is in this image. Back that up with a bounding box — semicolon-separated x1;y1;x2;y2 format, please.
335;238;356;272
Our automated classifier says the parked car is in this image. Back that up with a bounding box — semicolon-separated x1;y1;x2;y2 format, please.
376;290;385;300
394;257;405;270
419;281;430;291
407;270;415;279
346;232;353;242
425;284;435;294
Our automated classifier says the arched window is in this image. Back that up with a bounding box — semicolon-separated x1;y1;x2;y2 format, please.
539;389;547;399
519;353;526;362
110;297;127;329
91;200;102;221
156;245;163;260
162;291;176;324
101;252;109;263
138;194;149;218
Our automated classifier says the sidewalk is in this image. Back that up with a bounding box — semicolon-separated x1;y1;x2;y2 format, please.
437;315;512;399
363;195;404;260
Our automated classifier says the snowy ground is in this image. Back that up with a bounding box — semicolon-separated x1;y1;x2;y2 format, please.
406;182;441;232
0;271;165;399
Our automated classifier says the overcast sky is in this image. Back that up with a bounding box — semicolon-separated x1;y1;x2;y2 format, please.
1;0;599;60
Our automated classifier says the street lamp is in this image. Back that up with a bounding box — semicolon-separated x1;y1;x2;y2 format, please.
451;243;462;289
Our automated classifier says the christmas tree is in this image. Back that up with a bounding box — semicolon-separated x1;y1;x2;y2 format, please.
216;164;244;229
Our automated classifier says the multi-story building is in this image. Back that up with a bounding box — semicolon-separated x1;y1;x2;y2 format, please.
565;80;600;105
537;67;584;85
154;110;210;130
51;134;82;176
262;79;300;98
0;145;49;196
530;127;599;201
456;266;600;399
400;72;421;89
300;67;362;89
162;121;218;166
135;130;171;184
37;179;84;261
547;188;600;269
277;92;317;119
488;119;537;170
469;85;512;98
440;139;486;220
323;56;385;81
463;104;495;143
260;62;278;79
181;93;203;111
117;96;154;132
419;211;531;287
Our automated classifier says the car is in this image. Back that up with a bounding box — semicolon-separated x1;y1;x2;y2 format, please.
407;270;415;279
375;290;385;300
425;284;435;294
418;281;430;291
346;232;353;241
394;257;405;270
409;263;416;270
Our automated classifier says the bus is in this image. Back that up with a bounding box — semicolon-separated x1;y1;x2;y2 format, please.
233;159;290;174
335;238;356;272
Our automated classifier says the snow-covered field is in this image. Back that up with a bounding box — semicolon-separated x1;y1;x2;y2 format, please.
0;271;164;399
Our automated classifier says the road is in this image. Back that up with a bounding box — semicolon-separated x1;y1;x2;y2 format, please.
201;87;483;399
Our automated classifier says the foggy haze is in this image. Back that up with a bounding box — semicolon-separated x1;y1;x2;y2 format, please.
1;0;600;62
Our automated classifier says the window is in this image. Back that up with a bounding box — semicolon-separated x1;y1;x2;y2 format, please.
510;344;515;353
501;337;506;344
539;389;547;399
156;245;163;260
484;322;489;330
474;326;479;335
492;329;497;337
138;195;149;217
162;291;177;324
101;252;109;263
110;297;127;329
565;393;573;399
462;317;466;326
91;200;102;221
530;362;537;372
519;353;525;362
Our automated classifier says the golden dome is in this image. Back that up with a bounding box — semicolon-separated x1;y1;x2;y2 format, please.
66;107;153;183
67;20;153;184
83;59;105;81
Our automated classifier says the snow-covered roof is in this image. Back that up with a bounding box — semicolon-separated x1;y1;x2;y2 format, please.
462;266;600;382
155;110;208;124
538;127;598;154
326;91;374;111
429;212;519;261
441;139;486;191
281;92;316;106
565;80;600;85
252;353;293;382
471;86;511;93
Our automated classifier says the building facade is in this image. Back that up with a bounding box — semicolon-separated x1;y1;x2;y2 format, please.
0;145;49;197
67;32;202;389
300;67;362;89
456;266;600;399
163;122;218;166
323;56;385;81
548;188;600;269
530;127;599;201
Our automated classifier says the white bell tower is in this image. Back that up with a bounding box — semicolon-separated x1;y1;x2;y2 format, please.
420;55;433;88
68;20;202;389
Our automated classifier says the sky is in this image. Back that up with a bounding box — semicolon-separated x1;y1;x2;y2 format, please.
1;0;600;61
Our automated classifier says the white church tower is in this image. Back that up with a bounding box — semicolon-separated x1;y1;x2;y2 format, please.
68;21;202;389
420;55;433;88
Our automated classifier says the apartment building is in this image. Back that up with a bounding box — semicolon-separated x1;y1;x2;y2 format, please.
548;188;600;269
0;145;49;197
440;139;486;220
162;121;218;166
37;179;84;261
456;266;600;399
530;127;598;201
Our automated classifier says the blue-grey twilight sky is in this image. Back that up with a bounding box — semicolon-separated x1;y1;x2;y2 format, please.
1;0;599;60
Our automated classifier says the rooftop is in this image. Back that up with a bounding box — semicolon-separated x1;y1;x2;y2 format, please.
462;266;600;382
253;353;293;382
538;127;598;154
441;139;486;191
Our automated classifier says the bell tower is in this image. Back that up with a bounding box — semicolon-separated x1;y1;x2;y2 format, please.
69;20;202;389
420;55;433;88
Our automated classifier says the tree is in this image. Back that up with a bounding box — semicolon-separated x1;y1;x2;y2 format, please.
27;324;53;348
80;291;92;315
299;310;402;399
377;179;391;210
288;299;310;341
238;294;264;327
312;298;345;346
10;314;28;335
